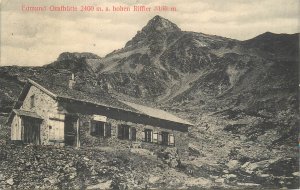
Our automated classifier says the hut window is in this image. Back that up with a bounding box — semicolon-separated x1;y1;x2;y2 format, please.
131;127;136;141
118;125;130;140
159;132;175;146
30;95;35;108
118;125;136;141
153;132;158;143
161;132;169;146
90;121;105;137
144;129;153;142
169;134;175;146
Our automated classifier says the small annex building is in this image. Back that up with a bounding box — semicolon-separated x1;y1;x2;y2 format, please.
7;77;193;158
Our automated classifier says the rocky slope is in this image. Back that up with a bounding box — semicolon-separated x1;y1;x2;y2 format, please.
0;143;298;189
0;15;299;189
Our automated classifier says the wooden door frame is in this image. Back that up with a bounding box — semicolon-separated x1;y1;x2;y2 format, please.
21;116;42;145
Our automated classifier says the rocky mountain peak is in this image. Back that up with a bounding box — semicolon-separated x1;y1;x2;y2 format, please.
57;52;101;61
125;15;181;47
142;15;181;34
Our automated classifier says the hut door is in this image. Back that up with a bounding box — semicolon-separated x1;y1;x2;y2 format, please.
64;116;78;146
23;117;41;145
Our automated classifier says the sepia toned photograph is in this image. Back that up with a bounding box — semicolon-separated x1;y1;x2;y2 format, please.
0;0;299;189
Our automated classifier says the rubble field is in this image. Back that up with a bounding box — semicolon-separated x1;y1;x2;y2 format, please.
0;142;298;189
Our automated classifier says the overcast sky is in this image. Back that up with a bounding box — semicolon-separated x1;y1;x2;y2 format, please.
1;0;299;66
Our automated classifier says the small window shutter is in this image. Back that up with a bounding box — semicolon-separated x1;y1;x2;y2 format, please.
150;130;153;142
105;123;111;138
117;125;123;139
158;132;162;144
88;121;91;135
131;128;136;141
99;123;105;137
58;122;64;140
142;130;145;141
169;134;175;146
128;126;131;140
103;123;106;137
90;121;95;135
153;132;158;143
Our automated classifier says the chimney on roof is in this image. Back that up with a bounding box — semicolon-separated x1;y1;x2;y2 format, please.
69;73;76;89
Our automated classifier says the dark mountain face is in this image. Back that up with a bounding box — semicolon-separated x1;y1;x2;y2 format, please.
0;16;298;148
92;16;241;100
242;32;299;60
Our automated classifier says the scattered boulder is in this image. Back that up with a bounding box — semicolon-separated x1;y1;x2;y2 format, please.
223;174;237;179
241;162;258;174
241;159;277;174
189;145;203;157
157;147;180;168
214;178;225;185
237;182;261;187
0;174;5;181
292;172;300;177
87;180;112;190
6;178;13;186
149;175;160;184
185;177;211;187
168;159;179;168
222;173;237;183
226;159;240;171
258;173;270;178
